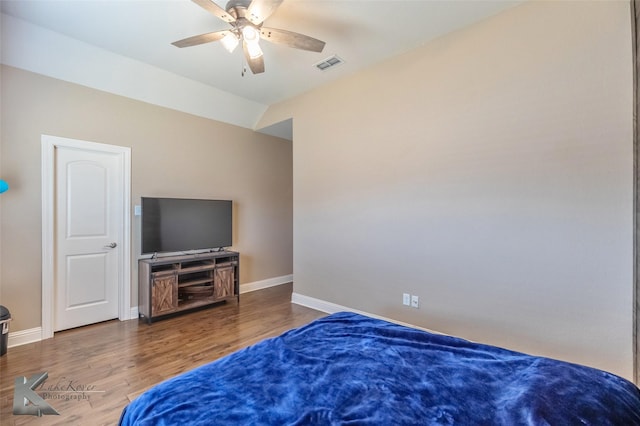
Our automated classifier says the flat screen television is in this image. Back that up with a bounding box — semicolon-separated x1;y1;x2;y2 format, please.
141;197;232;255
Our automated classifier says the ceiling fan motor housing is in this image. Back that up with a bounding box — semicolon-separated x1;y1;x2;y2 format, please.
226;0;252;20
226;0;262;39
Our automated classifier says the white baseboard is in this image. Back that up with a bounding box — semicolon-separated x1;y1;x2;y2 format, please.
5;276;292;349
240;274;292;294
8;326;43;348
291;292;439;334
291;292;348;314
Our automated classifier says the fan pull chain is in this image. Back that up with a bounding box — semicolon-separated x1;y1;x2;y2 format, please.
240;50;247;77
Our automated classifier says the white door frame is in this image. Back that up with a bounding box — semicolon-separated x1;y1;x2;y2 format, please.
41;135;131;339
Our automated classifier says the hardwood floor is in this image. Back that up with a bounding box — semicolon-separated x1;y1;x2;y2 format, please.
0;283;325;425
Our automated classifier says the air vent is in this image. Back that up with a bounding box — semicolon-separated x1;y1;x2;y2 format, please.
315;55;344;71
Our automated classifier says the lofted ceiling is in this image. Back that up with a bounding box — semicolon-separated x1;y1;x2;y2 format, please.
1;0;521;138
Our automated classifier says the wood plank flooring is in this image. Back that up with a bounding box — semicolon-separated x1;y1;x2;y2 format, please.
0;283;325;425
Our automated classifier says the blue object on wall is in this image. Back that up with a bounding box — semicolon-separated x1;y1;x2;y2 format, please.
0;180;8;194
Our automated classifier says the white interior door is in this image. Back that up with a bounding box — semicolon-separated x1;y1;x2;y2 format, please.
54;146;122;331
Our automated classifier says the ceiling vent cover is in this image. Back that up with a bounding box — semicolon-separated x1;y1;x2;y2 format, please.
315;55;344;71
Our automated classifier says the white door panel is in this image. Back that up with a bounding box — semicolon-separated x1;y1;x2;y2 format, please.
66;162;108;237
66;254;108;308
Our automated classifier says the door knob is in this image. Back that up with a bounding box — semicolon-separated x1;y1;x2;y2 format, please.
104;242;117;248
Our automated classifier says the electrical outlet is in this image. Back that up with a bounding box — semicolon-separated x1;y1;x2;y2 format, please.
402;293;411;306
411;295;419;308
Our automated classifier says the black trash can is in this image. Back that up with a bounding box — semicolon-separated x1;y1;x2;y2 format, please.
0;305;10;356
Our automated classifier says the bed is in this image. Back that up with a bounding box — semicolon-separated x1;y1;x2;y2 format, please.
119;312;640;425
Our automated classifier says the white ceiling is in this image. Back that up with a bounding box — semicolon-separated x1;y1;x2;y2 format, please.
1;0;521;108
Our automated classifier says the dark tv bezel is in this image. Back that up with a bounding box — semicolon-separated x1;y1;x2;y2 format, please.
141;197;232;255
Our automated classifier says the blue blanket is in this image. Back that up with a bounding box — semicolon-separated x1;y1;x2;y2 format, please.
119;312;640;425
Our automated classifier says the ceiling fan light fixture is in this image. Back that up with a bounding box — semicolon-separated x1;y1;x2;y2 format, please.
246;41;263;59
242;25;262;59
242;25;260;44
221;32;239;53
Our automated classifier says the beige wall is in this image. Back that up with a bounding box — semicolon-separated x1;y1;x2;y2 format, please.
0;65;293;332
270;1;634;379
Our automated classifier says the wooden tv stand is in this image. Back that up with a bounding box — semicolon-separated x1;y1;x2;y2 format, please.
138;251;239;323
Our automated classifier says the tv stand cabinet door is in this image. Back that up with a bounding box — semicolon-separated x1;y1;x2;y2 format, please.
152;273;178;316
213;265;234;300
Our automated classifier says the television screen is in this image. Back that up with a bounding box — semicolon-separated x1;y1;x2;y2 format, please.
141;197;232;254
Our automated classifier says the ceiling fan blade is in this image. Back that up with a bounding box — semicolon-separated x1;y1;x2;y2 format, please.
243;41;265;74
172;30;232;48
246;0;283;25
260;27;325;52
191;0;236;23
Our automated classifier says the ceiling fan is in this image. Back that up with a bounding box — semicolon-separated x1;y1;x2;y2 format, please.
172;0;326;75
